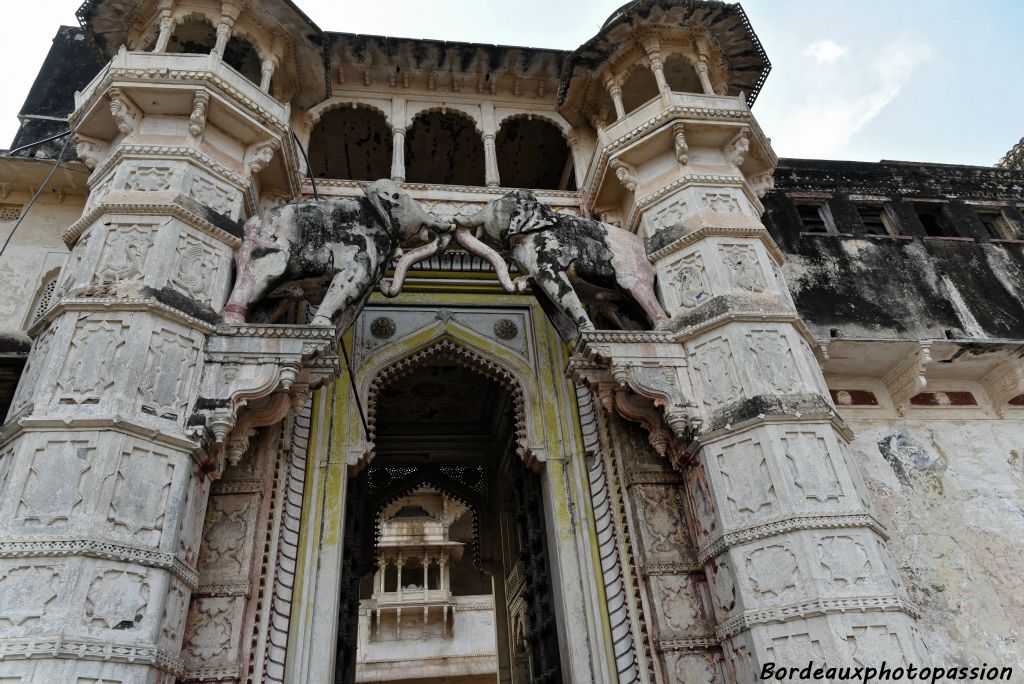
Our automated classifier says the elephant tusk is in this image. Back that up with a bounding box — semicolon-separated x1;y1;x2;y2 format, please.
380;235;444;297
453;227;517;293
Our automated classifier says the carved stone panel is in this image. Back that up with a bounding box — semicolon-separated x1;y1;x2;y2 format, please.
17;440;94;526
188;176;235;217
667;251;711;310
746;330;798;394
9;328;53;414
183;595;244;671
744;543;800;599
715;437;775;521
780;430;843;505
635;484;690;562
170;233;223;307
160;579;191;652
107;447;174;546
0;564;62;627
766;631;825;669
55;317;128;406
672;653;717;684
720;243;767;293
93;225;153;286
816;535;872;588
692;335;742;408
124;165;174;192
650;574;701;637
84;568;150;630
847;624;908;667
198;494;257;582
138;327;201;422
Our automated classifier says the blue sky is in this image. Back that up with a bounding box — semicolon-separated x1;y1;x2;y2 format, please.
3;0;1021;166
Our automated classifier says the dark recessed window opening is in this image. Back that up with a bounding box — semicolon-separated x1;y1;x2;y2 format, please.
856;204;892;235
913;203;951;237
976;209;1009;239
795;202;832;233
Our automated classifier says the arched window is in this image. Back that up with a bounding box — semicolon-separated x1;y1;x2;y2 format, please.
620;67;660;114
663;54;703;94
405;111;485;186
496;117;575;190
309;106;392;180
166;18;217;55
223;36;262;85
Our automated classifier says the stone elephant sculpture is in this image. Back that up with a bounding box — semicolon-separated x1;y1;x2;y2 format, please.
223;179;450;330
452;189;668;333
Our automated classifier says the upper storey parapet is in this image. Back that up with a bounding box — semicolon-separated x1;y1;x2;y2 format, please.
75;0;329;109
556;0;770;128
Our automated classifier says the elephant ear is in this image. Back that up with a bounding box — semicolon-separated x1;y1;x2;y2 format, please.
361;182;399;233
506;193;557;240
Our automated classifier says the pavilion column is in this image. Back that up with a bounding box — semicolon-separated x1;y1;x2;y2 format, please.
603;69;626;119
391;128;406;182
483;134;500;187
154;11;175;52
694;59;714;95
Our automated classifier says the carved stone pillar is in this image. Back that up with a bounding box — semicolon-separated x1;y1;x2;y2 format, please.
260;57;278;93
0;43;321;683
483;133;500;187
391;128;406;182
576;111;926;682
154;11;175;53
603;69;626;120
694;60;714;96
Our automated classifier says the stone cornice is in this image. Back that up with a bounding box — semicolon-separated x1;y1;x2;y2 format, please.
29;297;219;338
0;636;184;673
696;511;889;565
716;594;920;641
63;196;244;250
0;538;199;590
647;226;785;264
0;415;203;455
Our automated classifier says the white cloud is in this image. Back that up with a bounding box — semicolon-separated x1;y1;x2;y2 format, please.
763;41;931;158
804;39;847;64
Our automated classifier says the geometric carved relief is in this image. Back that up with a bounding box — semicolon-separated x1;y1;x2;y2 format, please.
817;536;871;587
108;447;174;543
139;328;200;420
693;336;742;406
125;166;174;192
94;225;152;286
720;244;766;293
0;565;62;626
160;581;190;649
704;193;741;214
673;653;716;684
848;624;907;667
670;252;710;309
710;558;736;615
767;632;824;668
17;440;93;526
745;544;799;597
170;234;220;305
637;486;688;555
56;317;127;405
189;177;234;217
716;438;774;517
652;574;699;634
198;495;254;578
185;596;236;661
651;198;688;233
10;327;53;412
747;330;797;394
781;431;842;503
85;569;150;629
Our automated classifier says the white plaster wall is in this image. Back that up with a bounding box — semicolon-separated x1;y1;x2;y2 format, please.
842;410;1024;671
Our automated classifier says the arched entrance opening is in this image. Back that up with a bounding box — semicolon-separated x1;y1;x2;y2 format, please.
335;347;562;684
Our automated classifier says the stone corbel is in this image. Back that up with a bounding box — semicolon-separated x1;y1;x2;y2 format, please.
245;139;280;176
726;130;750;166
0;183;10;200
883;342;931;415
73;134;108;170
750;172;775;198
189;91;210;137
108;87;141;136
671;121;688;165
610;361;702;438
981;357;1024;417
191;324;336;475
610;157;639;193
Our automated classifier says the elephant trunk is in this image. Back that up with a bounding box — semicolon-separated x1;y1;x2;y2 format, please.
380;233;452;297
454;206;487;230
454;227;522;293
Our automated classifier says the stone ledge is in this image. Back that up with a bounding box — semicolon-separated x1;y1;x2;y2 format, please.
0;415;201;454
657;636;721;652
696;511;889;565
0;538;199;590
716;594;920;641
647;225;785;263
0;636;183;673
29;294;219;339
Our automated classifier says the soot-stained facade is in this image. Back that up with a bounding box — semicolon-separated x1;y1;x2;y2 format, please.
0;1;1021;683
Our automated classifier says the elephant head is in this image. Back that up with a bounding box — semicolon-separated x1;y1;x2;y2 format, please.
452;190;555;293
360;179;455;297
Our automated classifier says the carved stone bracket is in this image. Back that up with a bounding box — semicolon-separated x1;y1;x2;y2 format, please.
610;157;639;193
883;342;931;415
981;356;1024;416
189;91;210;137
191;324;337;475
108;87;141;136
671;121;688;165
570;332;701;469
